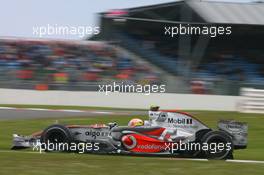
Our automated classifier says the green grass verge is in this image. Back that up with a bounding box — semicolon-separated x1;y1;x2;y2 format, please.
1;152;264;175
0;111;264;174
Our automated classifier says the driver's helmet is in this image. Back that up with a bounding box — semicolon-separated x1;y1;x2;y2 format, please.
150;105;160;111
128;118;144;127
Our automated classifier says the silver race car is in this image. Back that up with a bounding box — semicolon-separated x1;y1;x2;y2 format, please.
12;107;248;160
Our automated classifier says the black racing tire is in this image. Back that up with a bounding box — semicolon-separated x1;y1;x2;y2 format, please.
200;130;234;160
40;124;73;152
189;129;212;158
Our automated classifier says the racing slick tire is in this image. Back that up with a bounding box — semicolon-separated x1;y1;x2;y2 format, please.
40;124;73;152
200;130;234;160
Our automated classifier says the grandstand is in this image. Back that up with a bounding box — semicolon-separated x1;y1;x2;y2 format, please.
0;0;263;95
0;38;162;90
93;0;264;95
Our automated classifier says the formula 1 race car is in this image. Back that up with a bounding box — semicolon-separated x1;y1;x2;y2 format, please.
12;108;248;160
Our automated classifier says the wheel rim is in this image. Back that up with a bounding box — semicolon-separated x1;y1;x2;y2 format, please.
44;128;69;151
205;135;231;159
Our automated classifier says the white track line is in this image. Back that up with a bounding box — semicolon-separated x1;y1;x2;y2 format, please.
0;107;16;110
26;108;50;111
58;109;84;113
91;111;113;114
227;159;264;164
169;158;264;164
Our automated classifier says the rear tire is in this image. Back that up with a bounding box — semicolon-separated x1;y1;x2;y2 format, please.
40;124;73;152
200;130;233;160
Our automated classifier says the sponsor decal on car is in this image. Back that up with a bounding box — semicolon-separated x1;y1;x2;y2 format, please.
85;130;109;139
226;124;243;132
167;118;193;125
136;144;166;150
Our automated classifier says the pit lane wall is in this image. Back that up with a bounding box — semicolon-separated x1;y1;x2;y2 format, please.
0;88;239;111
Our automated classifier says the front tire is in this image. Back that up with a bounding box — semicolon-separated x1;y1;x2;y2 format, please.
40;124;73;152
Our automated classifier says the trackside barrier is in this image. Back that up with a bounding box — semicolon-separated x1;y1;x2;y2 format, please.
238;88;264;114
0;88;239;111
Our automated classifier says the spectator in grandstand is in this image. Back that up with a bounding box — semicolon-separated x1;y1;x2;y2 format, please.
0;39;161;90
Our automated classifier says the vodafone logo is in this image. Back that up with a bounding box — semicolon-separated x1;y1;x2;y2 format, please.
121;135;137;150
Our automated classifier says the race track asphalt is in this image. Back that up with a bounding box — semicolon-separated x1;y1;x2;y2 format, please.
0;108;147;120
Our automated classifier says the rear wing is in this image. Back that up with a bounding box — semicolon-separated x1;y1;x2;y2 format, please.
218;120;248;149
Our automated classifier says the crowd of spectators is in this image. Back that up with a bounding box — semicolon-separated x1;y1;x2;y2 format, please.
0;38;160;90
190;53;264;94
193;54;264;82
